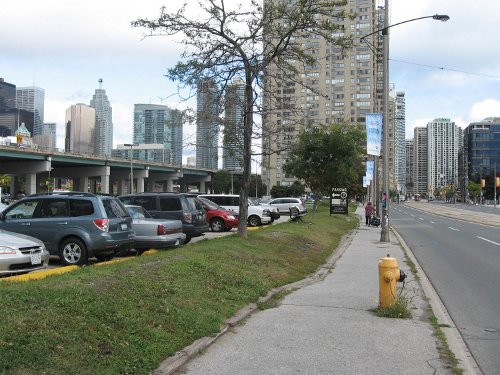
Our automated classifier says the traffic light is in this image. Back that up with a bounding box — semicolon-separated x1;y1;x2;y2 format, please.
16;134;22;146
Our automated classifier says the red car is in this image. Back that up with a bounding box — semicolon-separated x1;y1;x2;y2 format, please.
197;196;239;232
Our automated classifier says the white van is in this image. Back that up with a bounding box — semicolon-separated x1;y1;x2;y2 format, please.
198;194;273;227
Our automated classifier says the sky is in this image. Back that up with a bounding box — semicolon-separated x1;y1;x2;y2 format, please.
1;0;499;160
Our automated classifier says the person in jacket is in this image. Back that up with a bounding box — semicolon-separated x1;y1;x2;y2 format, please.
364;202;375;226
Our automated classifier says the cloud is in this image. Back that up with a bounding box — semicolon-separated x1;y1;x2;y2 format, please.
469;99;500;122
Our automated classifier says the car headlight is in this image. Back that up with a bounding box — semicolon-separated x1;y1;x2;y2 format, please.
227;215;236;220
0;246;17;255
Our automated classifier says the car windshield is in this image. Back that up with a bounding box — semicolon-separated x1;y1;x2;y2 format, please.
198;196;221;210
126;206;152;219
248;197;259;206
185;196;203;210
102;198;130;218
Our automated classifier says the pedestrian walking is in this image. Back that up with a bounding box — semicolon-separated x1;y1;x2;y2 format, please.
364;202;374;226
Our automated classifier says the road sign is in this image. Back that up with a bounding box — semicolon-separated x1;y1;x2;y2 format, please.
330;187;348;215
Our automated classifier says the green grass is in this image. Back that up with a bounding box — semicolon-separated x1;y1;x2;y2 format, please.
372;295;412;319
429;315;464;374
0;204;358;375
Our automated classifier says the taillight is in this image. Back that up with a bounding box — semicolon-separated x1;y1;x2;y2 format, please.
93;218;109;232
183;212;192;223
157;225;166;235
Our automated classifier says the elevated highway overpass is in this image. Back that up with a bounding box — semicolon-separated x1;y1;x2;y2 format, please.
0;145;214;195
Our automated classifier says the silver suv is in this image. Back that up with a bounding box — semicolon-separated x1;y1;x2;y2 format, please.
0;192;135;266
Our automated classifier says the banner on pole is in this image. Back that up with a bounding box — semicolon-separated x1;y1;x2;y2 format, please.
366;160;374;181
365;113;382;156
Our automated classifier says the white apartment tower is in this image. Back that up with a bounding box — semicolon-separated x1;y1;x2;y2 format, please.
413;127;428;196
262;0;382;188
405;139;414;197
90;79;113;156
427;118;459;198
395;92;406;194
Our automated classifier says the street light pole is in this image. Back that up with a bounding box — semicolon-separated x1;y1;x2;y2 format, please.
124;143;138;194
361;8;449;242
380;0;390;242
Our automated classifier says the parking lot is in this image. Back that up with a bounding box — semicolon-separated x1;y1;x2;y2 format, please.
27;214;292;274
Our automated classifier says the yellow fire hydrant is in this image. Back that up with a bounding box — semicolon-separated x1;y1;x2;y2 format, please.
378;254;406;308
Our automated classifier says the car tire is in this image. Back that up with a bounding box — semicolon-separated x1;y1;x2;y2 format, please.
224;227;232;232
210;218;225;232
184;236;192;244
248;215;261;227
59;237;88;266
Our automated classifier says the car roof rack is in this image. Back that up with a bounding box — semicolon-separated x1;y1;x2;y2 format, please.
27;192;112;198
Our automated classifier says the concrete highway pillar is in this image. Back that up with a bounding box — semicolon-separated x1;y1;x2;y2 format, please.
25;173;37;195
10;177;15;196
116;180;125;196
100;174;110;194
78;177;89;192
166;178;174;192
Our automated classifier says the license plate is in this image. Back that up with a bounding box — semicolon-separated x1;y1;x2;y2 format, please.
30;253;42;265
121;223;128;230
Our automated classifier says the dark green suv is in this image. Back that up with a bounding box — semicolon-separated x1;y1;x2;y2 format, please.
0;192;135;266
118;192;209;243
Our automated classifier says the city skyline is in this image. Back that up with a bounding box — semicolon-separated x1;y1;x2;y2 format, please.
1;0;499;158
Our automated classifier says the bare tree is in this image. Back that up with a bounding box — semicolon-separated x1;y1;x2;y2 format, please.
132;0;353;237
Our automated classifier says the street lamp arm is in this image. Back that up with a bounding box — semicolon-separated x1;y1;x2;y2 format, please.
360;14;450;41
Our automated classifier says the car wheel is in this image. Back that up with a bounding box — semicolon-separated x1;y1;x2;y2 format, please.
248;215;261;227
210;218;225;232
59;237;88;266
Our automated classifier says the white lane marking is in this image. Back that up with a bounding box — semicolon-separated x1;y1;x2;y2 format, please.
448;227;460;231
419;217;424;221
430;221;435;224
411;214;415;217
477;236;500;246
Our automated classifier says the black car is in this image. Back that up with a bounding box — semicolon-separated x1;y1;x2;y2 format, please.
118;192;209;243
0;192;135;266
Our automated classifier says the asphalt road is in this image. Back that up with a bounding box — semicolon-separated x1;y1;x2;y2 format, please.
390;204;500;375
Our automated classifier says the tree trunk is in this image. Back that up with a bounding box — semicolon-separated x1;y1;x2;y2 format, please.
237;74;254;237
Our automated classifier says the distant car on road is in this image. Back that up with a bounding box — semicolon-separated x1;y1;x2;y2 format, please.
0;229;50;276
197;196;238;232
125;205;185;254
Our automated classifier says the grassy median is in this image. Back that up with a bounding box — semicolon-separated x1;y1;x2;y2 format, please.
0;204;358;375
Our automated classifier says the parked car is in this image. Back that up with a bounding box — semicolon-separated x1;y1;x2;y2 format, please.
249;197;280;221
125;205;186;254
198;194;274;227
0;229;50;276
263;197;308;215
118;193;209;243
0;192;135;266
197;196;238;232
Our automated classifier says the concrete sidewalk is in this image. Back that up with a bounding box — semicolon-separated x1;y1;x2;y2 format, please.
160;206;469;375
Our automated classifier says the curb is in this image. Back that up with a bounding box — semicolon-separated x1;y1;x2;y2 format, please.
391;226;482;375
152;222;359;375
